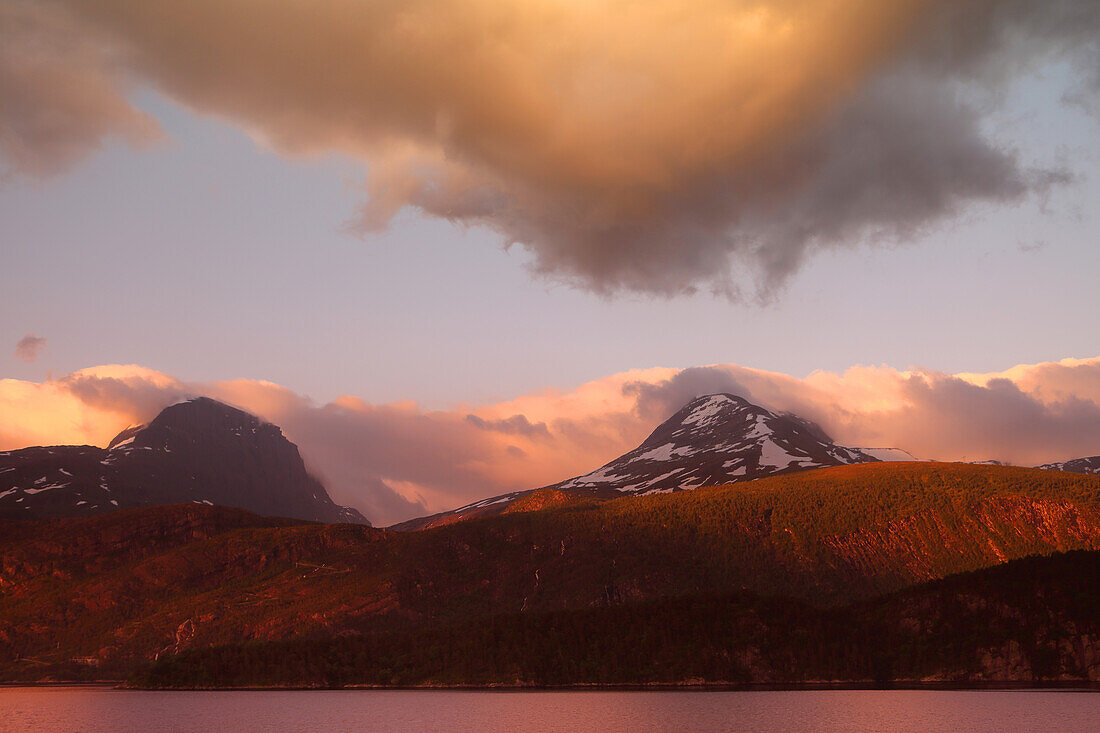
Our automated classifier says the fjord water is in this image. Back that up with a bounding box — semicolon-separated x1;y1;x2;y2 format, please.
1;688;1097;732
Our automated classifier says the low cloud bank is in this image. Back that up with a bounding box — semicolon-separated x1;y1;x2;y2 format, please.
3;356;1100;524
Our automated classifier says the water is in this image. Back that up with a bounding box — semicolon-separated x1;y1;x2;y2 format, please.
0;687;1096;732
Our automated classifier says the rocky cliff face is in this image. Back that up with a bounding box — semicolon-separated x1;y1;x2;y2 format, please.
0;398;368;525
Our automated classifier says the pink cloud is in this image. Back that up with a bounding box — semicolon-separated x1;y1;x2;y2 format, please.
2;356;1099;525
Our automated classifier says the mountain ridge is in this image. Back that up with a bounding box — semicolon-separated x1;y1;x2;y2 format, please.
1038;456;1100;475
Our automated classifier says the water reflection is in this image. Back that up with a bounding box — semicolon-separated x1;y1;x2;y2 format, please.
1;687;1096;733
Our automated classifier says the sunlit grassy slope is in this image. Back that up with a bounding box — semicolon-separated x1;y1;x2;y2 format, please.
0;462;1097;682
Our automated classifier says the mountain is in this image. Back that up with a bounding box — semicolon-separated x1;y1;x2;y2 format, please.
395;392;893;530
1038;456;1100;475
0;397;367;525
545;393;887;491
2;462;1097;683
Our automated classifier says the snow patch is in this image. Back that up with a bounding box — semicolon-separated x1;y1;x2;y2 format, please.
26;482;68;494
681;395;734;427
635;443;676;462
758;439;797;469
746;414;772;439
640;469;684;487
562;464;620;488
463;494;516;510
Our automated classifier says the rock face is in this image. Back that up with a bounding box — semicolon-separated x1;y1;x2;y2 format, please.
1038;456;1100;475
393;393;885;530
0;398;368;524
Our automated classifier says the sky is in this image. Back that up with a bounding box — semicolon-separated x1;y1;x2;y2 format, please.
2;1;1100;524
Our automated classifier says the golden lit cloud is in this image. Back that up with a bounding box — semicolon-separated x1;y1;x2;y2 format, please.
2;0;1095;294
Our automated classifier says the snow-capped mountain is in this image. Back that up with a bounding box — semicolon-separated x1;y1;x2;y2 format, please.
1036;456;1100;475
547;393;881;494
0;397;368;524
393;393;896;530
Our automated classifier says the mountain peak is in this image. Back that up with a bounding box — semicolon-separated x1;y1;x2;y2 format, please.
549;392;877;495
677;393;755;427
153;396;265;426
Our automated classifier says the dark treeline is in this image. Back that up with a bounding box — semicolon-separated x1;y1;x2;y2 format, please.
134;551;1100;688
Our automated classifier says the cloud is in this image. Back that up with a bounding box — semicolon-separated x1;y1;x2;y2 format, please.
13;334;46;363
624;366;750;422
0;1;160;178
464;413;551;439
3;356;1100;525
623;358;1100;465
3;0;1097;295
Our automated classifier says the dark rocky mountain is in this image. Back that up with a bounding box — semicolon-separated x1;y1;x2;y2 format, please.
1038;456;1100;475
394;392;901;530
0;397;367;524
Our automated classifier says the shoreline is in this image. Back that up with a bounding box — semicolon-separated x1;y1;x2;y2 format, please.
5;681;1098;693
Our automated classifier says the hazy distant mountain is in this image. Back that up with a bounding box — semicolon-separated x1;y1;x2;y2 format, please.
954;457;1100;472
0;397;367;524
395;393;903;530
1037;456;1100;475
